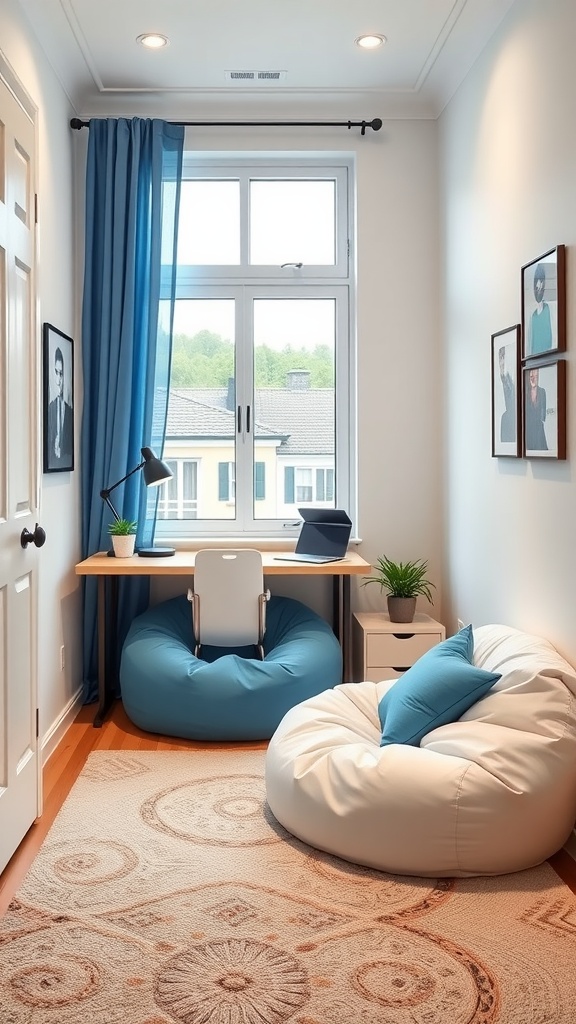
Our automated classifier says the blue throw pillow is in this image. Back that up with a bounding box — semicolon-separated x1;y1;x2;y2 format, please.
378;624;501;747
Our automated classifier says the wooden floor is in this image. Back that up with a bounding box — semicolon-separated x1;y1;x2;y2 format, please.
1;700;575;916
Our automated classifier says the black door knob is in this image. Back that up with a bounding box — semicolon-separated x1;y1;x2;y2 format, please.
20;523;46;549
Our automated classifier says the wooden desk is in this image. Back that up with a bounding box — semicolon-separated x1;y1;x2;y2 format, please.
75;549;370;726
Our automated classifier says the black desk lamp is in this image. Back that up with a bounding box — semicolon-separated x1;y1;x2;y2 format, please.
100;446;175;557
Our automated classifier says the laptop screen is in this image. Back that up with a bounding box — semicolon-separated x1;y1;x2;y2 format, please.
295;508;352;558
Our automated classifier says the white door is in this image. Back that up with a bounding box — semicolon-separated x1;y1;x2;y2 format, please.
0;64;41;873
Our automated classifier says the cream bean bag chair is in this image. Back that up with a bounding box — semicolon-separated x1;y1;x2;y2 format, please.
265;624;576;876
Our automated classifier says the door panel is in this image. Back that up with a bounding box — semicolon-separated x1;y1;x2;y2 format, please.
0;68;40;875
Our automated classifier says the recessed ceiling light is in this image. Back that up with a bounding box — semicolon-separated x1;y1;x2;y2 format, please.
137;33;169;49
355;34;386;50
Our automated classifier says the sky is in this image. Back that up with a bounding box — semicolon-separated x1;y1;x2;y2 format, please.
172;298;335;352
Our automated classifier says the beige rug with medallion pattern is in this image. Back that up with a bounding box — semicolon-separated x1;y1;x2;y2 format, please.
2;750;576;1023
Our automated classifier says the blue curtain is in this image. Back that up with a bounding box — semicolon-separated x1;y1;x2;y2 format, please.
80;117;184;703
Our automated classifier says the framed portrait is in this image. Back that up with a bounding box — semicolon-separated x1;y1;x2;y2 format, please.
491;324;521;458
43;323;74;473
521;244;566;360
522;359;566;460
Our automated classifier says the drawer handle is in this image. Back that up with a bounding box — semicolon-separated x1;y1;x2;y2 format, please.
392;666;410;673
392;633;415;640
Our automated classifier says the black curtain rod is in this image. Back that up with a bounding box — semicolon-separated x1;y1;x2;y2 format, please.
70;116;382;136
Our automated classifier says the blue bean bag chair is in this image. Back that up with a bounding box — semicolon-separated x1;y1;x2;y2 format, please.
120;594;343;740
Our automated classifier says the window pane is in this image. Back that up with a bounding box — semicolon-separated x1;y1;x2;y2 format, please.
177;181;240;264
166;299;236;520
253;298;335;519
157;460;178;519
182;461;198;519
250;180;335;265
157;459;198;519
296;469;313;503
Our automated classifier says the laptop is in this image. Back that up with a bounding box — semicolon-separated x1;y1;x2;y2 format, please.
276;508;353;564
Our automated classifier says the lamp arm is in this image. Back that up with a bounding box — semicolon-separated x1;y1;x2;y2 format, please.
100;459;146;519
101;494;121;523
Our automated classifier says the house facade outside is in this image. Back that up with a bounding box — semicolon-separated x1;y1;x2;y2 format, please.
161;370;335;521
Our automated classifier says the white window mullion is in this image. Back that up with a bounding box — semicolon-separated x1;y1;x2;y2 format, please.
334;286;354;518
239;171;251;268
234;288;254;531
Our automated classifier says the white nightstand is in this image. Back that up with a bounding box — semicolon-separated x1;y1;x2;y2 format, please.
352;611;446;682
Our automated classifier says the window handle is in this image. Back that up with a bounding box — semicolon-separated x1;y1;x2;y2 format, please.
280;262;303;269
246;405;251;434
237;405;242;433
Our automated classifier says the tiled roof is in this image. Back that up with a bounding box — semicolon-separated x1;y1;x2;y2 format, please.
167;390;284;440
167;392;234;437
166;387;334;455
256;389;334;455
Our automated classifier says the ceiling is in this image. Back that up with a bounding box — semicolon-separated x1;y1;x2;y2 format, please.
17;0;516;119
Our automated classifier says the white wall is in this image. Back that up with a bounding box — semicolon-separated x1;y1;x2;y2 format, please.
1;0;82;753
441;0;576;664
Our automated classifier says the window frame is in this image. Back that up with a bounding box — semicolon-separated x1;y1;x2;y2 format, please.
174;156;351;281
156;154;357;542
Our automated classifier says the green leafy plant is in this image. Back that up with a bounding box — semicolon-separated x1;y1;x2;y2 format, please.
108;518;137;536
361;555;436;602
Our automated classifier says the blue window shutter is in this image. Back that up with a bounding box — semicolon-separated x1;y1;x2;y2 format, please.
284;466;294;504
254;461;265;501
218;462;229;501
316;469;325;501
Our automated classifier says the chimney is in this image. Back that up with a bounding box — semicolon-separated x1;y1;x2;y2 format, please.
285;369;311;390
226;377;235;411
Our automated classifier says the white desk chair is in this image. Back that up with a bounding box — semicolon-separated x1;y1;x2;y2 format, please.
187;549;270;659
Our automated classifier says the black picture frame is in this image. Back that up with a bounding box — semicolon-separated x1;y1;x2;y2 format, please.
43;323;74;473
522;359;566;460
491;324;521;458
521;244;566;360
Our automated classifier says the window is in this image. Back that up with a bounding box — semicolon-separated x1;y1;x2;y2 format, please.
284;466;334;505
156;155;356;540
158;459;198;519
218;462;235;502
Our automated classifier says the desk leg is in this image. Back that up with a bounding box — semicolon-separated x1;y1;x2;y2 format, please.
333;575;352;683
93;575;116;728
341;576;351;682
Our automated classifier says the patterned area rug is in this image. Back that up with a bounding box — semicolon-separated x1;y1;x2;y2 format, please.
2;751;576;1023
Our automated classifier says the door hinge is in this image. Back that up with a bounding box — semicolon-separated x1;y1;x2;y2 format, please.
34;193;38;224
36;708;39;738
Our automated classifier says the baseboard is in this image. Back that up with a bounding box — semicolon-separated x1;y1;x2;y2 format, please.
40;687;84;765
564;830;576;862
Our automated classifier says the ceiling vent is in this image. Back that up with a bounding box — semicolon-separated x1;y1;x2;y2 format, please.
225;70;287;84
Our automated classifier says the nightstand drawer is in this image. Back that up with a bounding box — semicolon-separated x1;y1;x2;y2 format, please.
352;612;446;683
364;666;402;683
366;631;441;669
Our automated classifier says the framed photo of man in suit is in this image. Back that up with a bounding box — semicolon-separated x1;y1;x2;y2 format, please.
491;324;521;458
43;323;74;473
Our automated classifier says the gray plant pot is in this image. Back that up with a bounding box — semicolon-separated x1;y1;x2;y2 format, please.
387;596;417;623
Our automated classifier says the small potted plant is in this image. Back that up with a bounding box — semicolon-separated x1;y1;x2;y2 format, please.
361;555;436;623
108;518;137;558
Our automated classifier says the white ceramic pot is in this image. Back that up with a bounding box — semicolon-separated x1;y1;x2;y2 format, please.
112;534;136;558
